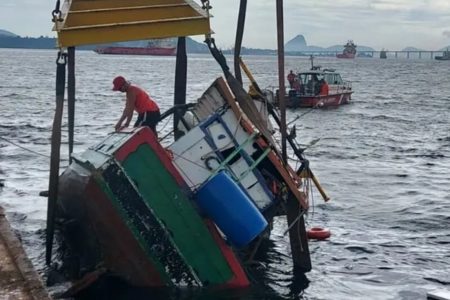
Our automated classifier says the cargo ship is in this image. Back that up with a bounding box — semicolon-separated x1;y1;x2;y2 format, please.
336;40;357;59
94;45;176;56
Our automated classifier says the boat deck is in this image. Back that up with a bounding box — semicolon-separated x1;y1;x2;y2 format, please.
0;206;51;300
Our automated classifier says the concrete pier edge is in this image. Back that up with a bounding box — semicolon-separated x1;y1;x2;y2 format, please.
0;206;51;299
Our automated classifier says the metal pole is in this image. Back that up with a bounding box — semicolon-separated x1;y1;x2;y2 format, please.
276;0;287;163
234;0;247;85
46;51;66;264
67;47;75;163
174;37;187;140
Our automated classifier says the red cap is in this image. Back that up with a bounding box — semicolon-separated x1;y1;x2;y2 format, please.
112;76;126;91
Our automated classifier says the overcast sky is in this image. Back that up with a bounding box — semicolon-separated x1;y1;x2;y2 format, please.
1;0;449;50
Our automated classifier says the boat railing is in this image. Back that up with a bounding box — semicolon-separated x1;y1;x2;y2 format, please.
330;81;352;94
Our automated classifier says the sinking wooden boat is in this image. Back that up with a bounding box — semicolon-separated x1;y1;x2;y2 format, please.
47;0;330;294
57;78;314;289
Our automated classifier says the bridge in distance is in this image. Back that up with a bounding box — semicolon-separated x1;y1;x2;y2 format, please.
287;50;447;59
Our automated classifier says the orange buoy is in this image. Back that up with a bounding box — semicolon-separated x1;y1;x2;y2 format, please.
307;227;331;240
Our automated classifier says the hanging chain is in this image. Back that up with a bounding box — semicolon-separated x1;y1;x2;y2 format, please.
201;0;212;39
201;0;212;11
52;0;64;23
56;50;67;65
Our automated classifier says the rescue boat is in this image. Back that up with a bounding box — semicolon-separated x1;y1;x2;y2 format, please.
273;58;353;108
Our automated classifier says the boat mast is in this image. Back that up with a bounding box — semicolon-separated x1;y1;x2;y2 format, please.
276;0;287;163
234;0;247;85
174;37;187;140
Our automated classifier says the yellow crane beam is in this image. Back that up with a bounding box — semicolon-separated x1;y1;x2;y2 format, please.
65;5;197;27
54;0;211;48
70;0;184;11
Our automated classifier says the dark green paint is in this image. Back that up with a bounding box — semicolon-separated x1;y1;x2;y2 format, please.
122;144;234;285
94;175;173;285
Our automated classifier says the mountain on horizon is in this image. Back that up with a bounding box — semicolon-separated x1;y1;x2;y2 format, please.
285;34;375;52
285;35;307;51
0;29;209;52
0;29;18;37
402;46;424;51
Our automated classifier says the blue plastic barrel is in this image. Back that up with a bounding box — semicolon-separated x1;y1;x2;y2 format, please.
196;171;268;247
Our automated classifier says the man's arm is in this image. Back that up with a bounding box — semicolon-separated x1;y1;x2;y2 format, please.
115;91;136;131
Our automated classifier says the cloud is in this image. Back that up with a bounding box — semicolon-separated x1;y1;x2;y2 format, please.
1;0;448;49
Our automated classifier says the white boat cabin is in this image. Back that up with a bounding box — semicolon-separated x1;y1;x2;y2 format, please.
292;68;352;96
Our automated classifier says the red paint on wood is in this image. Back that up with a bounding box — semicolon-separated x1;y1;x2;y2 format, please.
204;220;250;288
114;128;187;188
85;179;165;286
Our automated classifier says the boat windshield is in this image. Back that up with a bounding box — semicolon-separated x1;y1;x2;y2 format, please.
298;72;344;86
298;73;323;85
323;73;343;85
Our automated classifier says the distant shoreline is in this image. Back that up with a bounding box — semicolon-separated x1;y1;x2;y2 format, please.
1;36;447;54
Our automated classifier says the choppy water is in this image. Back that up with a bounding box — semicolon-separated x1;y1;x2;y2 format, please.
1;48;449;299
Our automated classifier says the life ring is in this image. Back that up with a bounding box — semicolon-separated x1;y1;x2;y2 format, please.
307;227;331;240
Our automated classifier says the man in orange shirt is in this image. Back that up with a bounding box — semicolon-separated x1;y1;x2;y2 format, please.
292;78;302;94
112;76;160;135
287;70;296;88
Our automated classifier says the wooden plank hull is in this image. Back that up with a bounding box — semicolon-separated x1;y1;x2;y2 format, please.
57;127;248;288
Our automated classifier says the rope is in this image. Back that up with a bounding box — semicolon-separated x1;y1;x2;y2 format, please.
157;114;174;143
0;137;50;158
170;150;209;189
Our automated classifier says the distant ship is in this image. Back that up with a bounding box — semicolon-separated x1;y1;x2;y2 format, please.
336;40;357;59
94;41;176;56
435;49;450;61
380;49;387;59
357;52;372;58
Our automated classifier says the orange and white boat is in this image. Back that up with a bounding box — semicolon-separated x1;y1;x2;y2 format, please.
336;40;357;59
275;57;353;108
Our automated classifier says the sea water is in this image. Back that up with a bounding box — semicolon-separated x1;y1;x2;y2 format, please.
0;48;449;299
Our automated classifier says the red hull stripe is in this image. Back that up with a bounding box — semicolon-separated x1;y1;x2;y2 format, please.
86;179;165;286
114;128;186;187
204;220;250;288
